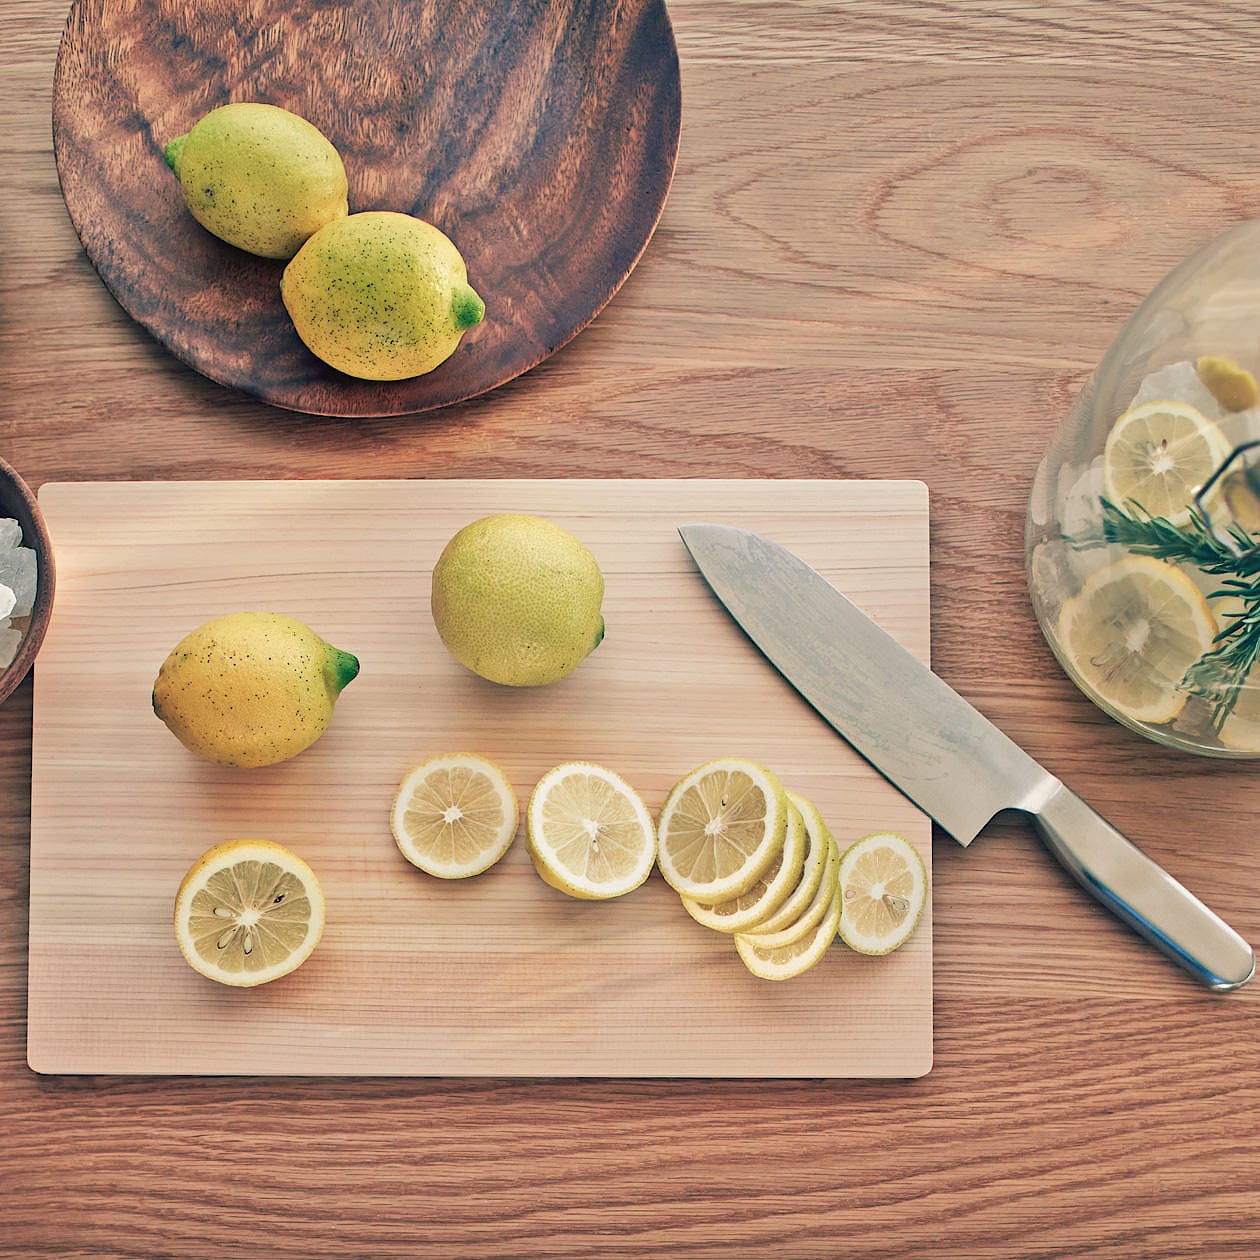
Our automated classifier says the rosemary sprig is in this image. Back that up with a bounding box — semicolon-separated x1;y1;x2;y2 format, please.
1091;497;1260;728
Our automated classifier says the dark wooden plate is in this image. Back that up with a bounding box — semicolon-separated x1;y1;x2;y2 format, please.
53;0;681;417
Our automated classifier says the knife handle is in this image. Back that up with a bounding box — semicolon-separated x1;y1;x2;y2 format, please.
1028;781;1255;991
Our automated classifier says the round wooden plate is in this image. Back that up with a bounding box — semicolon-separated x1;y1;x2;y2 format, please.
53;0;681;417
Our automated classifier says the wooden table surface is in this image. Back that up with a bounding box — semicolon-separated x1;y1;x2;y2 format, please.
3;1;1259;1256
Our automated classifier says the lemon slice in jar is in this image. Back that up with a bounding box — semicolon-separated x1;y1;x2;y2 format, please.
1056;554;1216;725
1103;400;1231;526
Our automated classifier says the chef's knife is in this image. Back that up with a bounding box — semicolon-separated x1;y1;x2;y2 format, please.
678;523;1255;992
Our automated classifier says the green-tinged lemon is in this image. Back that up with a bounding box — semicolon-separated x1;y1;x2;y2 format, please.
152;611;359;767
173;839;325;987
525;762;656;900
281;211;485;380
431;514;605;687
164;102;348;258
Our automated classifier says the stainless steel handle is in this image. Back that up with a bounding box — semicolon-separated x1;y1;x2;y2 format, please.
1027;781;1255;991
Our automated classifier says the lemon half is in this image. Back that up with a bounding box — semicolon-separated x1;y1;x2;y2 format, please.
173;839;325;987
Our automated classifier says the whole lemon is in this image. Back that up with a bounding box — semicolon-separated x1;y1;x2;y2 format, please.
164;102;349;258
152;612;360;767
431;515;605;687
280;211;485;380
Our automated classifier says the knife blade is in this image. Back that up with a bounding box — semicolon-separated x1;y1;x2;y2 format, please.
678;522;1255;992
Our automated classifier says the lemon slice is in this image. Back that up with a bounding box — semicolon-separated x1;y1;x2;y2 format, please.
391;753;519;878
734;879;842;981
526;762;656;899
1055;554;1216;725
835;832;927;956
741;790;832;936
173;839;325;987
735;833;839;950
681;800;807;933
656;758;789;902
1103;399;1230;524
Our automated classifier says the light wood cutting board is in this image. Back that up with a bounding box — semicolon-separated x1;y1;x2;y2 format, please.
28;479;932;1077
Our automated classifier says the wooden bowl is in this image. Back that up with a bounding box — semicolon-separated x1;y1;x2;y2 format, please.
0;460;55;705
52;0;682;418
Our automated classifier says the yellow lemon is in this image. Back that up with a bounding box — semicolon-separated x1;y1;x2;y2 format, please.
164;102;348;258
152;611;359;767
173;839;325;987
281;211;485;380
1197;355;1260;412
431;514;605;687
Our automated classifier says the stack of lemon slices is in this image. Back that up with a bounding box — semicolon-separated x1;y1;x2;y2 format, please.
656;758;927;980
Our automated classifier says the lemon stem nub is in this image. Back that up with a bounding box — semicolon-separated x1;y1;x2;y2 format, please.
163;135;186;174
326;649;361;695
452;284;485;329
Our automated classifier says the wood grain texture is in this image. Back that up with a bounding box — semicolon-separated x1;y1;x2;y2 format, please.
53;0;680;415
28;478;931;1077
4;0;1260;1254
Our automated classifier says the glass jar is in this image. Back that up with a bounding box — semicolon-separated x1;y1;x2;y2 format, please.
1027;218;1260;757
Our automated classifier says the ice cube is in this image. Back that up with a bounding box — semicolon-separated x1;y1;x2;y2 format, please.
0;584;13;620
0;625;22;669
0;547;36;617
0;518;21;550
